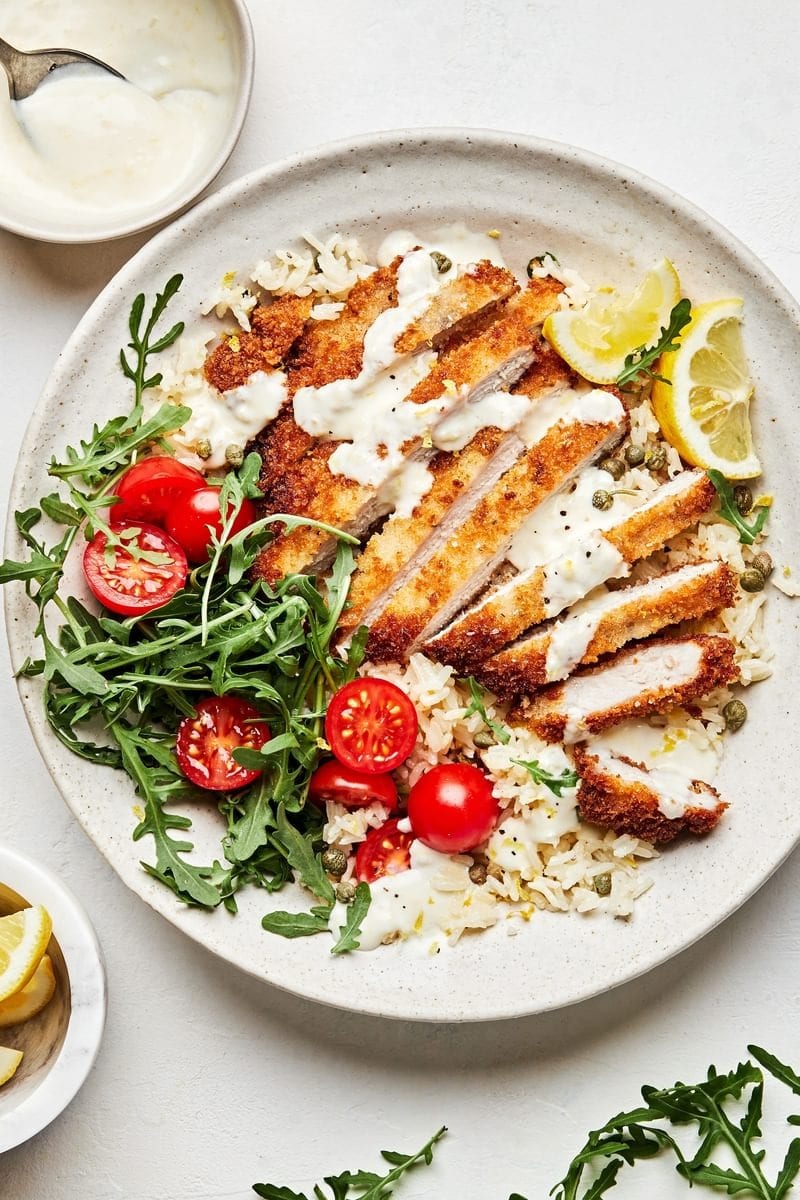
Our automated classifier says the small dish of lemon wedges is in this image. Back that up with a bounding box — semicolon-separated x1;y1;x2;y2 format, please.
0;847;105;1152
0;903;57;1086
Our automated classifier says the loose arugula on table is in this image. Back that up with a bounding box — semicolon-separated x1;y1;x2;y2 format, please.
0;275;373;948
616;296;692;389
254;1046;800;1198
253;1127;447;1200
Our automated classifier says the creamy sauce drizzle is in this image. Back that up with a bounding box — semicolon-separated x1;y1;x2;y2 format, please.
0;0;238;233
508;465;642;571
586;747;720;820
328;841;494;952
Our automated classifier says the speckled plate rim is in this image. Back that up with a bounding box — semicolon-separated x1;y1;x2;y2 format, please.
0;845;106;1153
4;128;800;1022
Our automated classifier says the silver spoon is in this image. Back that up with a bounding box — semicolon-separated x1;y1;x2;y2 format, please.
0;36;124;102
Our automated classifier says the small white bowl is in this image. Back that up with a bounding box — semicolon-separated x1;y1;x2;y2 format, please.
0;845;106;1153
0;0;254;245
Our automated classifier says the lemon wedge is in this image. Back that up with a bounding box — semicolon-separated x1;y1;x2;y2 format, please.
542;259;681;384
0;906;52;1004
0;955;56;1028
0;1046;23;1086
652;298;760;479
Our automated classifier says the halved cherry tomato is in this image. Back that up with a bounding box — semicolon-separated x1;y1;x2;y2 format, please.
325;678;418;775
175;696;271;792
111;456;205;524
407;763;499;854
355;818;414;882
166;486;258;563
308;760;398;810
83;520;188;616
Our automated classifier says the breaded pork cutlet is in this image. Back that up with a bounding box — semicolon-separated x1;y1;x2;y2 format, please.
573;744;728;843
425;469;716;671
365;386;628;662
253;259;404;495
252;279;562;584
511;633;738;744
204;293;315;393
471;559;737;696
337;340;577;641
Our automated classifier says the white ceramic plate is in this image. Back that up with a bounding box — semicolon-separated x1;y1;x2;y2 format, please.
5;130;800;1022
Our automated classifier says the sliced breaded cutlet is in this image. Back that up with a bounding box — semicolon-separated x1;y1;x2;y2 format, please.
474;559;737;697
252;279;562;584
426;469;716;672
204;293;315;393
253;259;404;496
365;385;628;662
510;633;738;744
573;744;728;843
337;339;577;640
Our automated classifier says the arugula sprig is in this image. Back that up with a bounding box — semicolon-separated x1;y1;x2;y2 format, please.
616;297;692;389
513;758;579;797
708;469;770;545
252;1127;447;1200
551;1046;800;1199
460;676;511;745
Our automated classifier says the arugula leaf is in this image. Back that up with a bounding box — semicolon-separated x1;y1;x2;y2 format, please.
513;758;579;797
749;1046;800;1097
271;804;336;909
260;910;330;939
330;882;371;956
616;297;693;389
252;1128;447;1200
708;471;771;545
459;676;510;745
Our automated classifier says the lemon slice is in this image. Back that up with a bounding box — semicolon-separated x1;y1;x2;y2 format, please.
652;298;760;479
0;955;56;1028
543;259;681;384
0;1046;23;1086
0;906;52;1004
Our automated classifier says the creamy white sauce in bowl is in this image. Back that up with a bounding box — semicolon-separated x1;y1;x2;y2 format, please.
0;0;253;242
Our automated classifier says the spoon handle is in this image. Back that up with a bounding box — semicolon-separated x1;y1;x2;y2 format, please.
0;37;25;101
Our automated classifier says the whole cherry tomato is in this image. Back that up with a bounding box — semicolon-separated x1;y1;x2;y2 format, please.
167;487;258;563
407;763;500;854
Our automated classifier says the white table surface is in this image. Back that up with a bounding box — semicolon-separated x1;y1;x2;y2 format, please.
1;1;799;1196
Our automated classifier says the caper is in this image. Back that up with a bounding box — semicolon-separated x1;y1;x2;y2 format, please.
193;438;212;461
722;698;747;732
473;730;495;749
335;880;357;903
225;443;245;467
430;251;452;274
469;862;488;886
624;443;646;467
592;489;613;511
751;551;773;580
322;847;348;877
594;872;612;897
600;457;626;481
740;568;765;593
734;484;753;515
645;446;667;472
